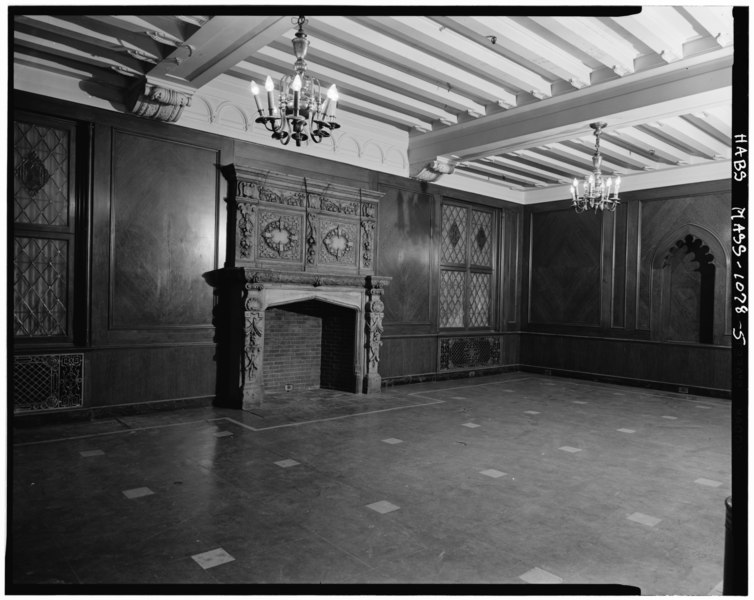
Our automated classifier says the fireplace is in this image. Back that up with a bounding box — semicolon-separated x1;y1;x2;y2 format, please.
204;166;390;410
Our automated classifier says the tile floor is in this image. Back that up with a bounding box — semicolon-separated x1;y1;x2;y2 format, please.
9;373;732;593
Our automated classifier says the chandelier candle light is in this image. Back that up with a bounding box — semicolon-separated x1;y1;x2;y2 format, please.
571;122;621;213
250;16;340;147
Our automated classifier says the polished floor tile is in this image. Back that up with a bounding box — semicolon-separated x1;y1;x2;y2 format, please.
274;459;300;468
79;449;105;457
382;438;403;445
121;487;154;499
662;415;679;420
9;373;731;593
519;566;563;583
627;512;662;527
479;469;506;478
524;410;540;415
558;446;582;453
191;548;235;569
617;428;636;433
695;478;722;487
461;422;480;428
366;500;400;514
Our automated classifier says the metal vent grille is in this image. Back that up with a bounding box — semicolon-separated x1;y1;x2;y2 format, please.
439;336;501;371
13;353;84;412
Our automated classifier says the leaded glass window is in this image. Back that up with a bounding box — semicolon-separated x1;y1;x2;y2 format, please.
13;114;77;341
439;202;496;329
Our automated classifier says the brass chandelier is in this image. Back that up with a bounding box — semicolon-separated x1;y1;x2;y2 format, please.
250;16;339;147
570;122;621;213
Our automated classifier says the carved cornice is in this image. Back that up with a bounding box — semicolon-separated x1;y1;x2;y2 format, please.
126;78;193;123
413;159;456;183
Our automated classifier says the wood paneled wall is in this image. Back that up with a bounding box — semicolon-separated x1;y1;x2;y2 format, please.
521;180;732;395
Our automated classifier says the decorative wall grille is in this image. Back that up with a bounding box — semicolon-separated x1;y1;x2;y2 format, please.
14;237;69;337
439;336;501;371
13;353;84;412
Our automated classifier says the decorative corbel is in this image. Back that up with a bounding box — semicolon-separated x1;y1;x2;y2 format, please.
413;158;456;183
126;77;194;123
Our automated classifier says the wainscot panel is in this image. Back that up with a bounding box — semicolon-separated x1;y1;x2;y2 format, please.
521;332;731;396
87;345;216;407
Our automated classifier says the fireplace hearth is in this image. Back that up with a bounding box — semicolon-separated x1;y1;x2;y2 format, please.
204;166;390;410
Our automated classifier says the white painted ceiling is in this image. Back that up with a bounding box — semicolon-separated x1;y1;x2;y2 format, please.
12;8;734;203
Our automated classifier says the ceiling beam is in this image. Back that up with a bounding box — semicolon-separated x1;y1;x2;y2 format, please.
145;16;292;89
438;16;592;89
407;50;732;174
357;16;553;99
305;16;517;107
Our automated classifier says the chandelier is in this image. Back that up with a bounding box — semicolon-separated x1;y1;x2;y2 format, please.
250;16;339;147
570;122;621;213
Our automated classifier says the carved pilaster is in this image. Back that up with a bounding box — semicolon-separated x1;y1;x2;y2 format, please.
241;287;265;409
364;286;385;394
306;212;317;265
237;202;255;260
126;78;193;123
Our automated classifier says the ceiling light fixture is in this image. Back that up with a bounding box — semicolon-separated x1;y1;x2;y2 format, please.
250;16;339;147
571;122;621;212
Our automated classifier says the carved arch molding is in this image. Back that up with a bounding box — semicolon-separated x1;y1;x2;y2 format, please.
650;224;729;345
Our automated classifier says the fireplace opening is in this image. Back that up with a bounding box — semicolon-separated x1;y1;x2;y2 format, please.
263;299;357;394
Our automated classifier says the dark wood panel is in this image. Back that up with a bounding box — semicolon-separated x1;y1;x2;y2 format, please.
110;131;219;329
87;345;216;407
612;203;627;328
379;336;437;378
637;188;731;331
521;332;731;392
529;208;602;325
377;188;433;326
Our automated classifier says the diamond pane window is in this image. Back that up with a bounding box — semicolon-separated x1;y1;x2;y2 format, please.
14;237;68;337
440;270;465;328
440;202;496;330
441;204;467;264
14;121;70;227
468;273;491;327
470;210;492;267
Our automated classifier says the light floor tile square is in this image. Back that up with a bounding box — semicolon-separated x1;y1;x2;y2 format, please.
524;410;540;415
122;487;154;499
627;512;662;527
519;567;563;584
617;428;636;433
382;438;403;445
662;415;678;420
80;450;105;457
558;446;582;453
462;422;480;428
451;396;467;400
214;431;234;438
275;459;300;468
191;547;235;570
572;400;588;404
501;389;515;392
695;478;723;487
479;469;506;478
366;500;400;514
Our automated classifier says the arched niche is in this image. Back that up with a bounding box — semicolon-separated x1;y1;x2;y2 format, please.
650;224;729;345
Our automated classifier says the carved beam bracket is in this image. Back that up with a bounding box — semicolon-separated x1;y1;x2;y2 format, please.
126;77;194;123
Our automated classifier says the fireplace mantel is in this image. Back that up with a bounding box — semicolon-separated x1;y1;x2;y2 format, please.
204;166;390;410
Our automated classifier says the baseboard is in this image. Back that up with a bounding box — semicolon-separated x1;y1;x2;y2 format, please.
519;365;731;399
382;365;520;388
12;395;215;427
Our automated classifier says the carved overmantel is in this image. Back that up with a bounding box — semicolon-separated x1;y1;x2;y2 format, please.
204;166;390;410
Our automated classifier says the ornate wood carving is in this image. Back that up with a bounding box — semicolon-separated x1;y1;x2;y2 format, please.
127;79;193;123
365;287;385;377
242;290;264;386
222;166;383;273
